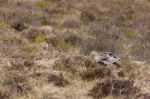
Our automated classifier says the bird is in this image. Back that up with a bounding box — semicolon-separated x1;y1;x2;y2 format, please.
90;51;121;67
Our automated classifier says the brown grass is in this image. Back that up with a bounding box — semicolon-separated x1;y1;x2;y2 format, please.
0;0;150;99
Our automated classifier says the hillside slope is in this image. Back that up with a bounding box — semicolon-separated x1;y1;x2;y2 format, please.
0;0;150;99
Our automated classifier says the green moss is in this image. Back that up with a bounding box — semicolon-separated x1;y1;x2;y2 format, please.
35;1;50;8
31;34;46;43
120;14;135;21
55;40;71;50
123;30;137;39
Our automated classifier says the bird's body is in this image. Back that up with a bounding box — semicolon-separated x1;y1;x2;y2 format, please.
90;51;121;67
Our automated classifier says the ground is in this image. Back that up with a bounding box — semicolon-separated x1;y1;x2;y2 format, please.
0;0;150;99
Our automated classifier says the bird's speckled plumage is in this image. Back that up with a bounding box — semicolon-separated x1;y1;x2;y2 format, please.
90;51;120;67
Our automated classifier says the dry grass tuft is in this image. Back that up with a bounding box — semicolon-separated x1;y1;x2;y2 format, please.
80;67;112;80
89;78;140;99
47;73;69;87
53;55;96;75
62;17;81;29
1;73;32;97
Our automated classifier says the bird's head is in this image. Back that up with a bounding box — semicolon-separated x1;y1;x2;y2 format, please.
110;55;120;62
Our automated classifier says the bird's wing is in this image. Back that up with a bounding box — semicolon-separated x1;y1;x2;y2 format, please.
101;57;108;61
